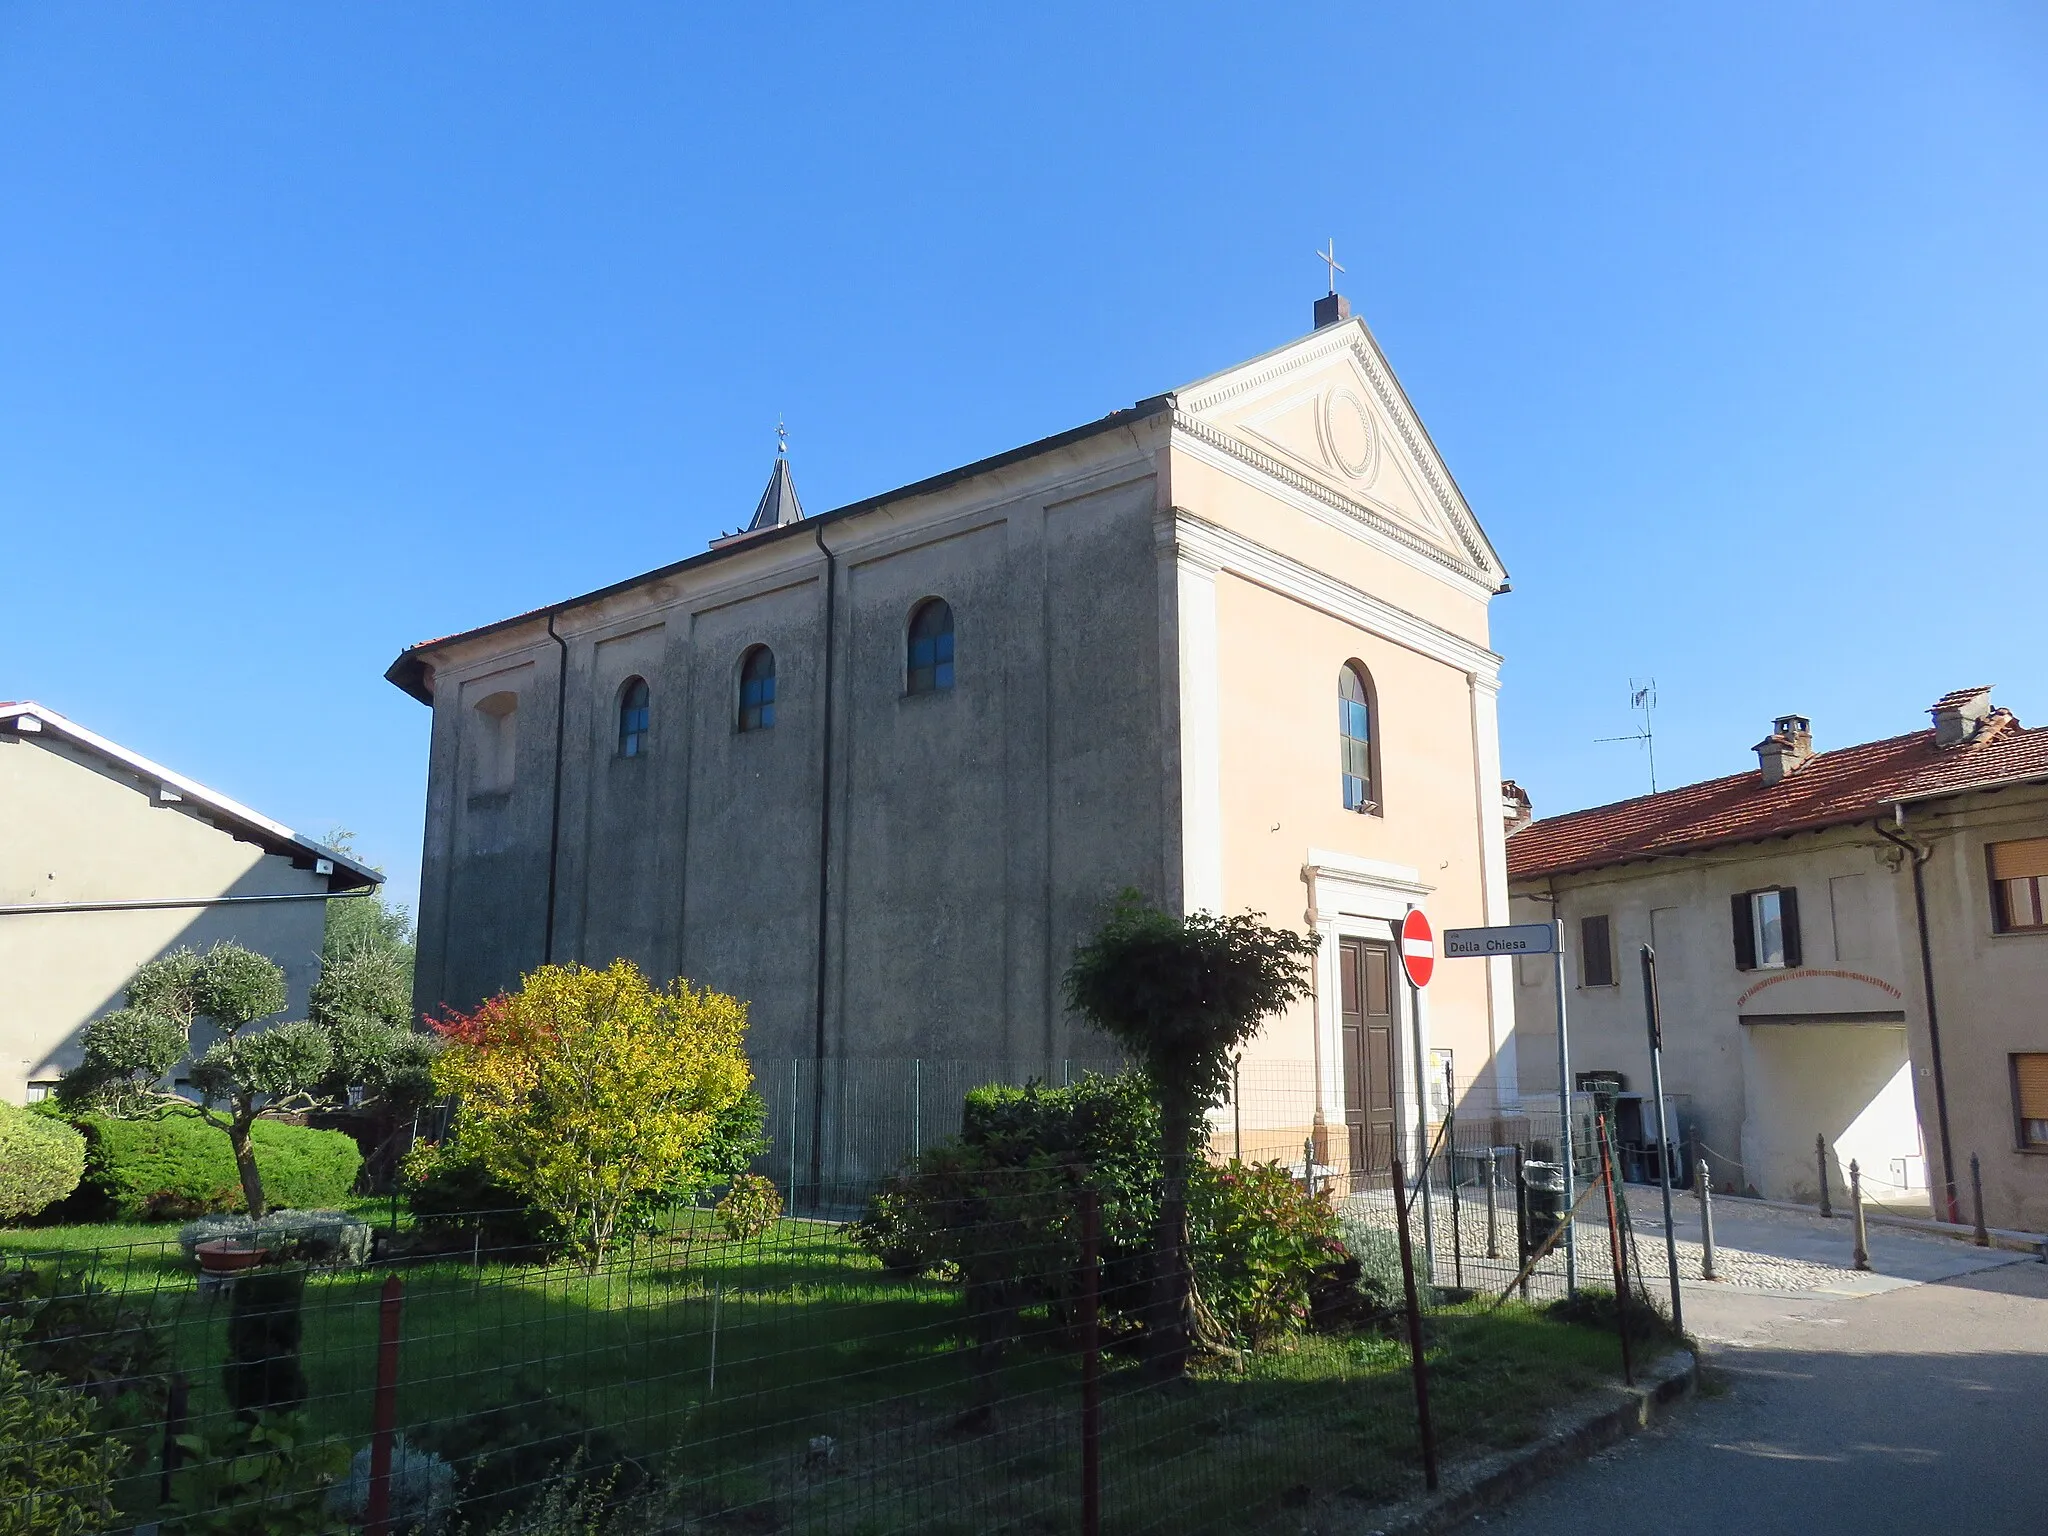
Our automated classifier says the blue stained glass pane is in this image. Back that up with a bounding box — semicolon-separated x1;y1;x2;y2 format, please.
935;660;953;690
936;631;954;663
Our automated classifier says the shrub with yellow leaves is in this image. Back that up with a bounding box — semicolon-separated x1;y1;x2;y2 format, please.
429;961;755;1264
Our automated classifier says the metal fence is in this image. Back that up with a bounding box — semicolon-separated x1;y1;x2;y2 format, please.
6;1071;1673;1536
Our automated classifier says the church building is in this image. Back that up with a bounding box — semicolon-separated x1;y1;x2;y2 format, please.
388;288;1518;1186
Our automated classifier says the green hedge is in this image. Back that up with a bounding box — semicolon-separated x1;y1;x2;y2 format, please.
0;1103;86;1221
71;1110;363;1220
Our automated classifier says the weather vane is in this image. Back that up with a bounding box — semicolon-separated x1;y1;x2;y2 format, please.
777;417;788;457
1316;239;1345;296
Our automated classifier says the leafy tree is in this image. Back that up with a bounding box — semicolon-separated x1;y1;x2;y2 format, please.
428;961;757;1264
1063;892;1317;1376
317;829;415;974
57;943;427;1217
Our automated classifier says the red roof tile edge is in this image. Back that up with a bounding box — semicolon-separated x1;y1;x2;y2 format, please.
1508;712;2048;882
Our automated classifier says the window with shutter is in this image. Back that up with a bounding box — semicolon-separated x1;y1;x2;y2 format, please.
2014;1054;2048;1148
1731;892;1757;970
1990;839;2048;933
1579;914;1615;988
1731;888;1797;970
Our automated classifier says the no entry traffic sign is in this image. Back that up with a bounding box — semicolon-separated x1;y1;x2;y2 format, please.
1400;909;1434;989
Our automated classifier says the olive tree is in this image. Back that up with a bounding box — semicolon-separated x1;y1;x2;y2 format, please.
58;941;429;1217
1063;892;1318;1377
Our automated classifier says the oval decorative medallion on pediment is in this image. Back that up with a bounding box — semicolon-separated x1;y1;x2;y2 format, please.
1318;388;1379;485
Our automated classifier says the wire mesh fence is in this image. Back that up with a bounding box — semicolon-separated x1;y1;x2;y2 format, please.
6;1086;1674;1536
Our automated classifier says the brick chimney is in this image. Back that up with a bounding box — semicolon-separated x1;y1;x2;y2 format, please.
1930;686;1994;747
1502;779;1533;838
1754;713;1814;787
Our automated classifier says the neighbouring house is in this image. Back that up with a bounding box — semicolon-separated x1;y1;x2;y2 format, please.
1506;687;2048;1233
386;290;1523;1187
0;702;383;1105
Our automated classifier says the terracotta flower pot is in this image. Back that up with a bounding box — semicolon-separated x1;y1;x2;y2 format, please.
195;1239;270;1276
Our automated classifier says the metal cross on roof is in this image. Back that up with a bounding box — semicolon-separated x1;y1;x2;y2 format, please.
1316;239;1345;296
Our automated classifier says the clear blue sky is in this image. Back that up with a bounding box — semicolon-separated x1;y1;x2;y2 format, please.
4;3;2043;918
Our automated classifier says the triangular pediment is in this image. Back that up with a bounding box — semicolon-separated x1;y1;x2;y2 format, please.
1174;320;1504;584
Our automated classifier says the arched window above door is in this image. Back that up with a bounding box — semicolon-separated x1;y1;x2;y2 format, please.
1339;663;1378;812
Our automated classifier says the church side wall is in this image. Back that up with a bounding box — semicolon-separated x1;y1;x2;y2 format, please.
409;437;1173;1116
414;648;557;1018
826;471;1168;1071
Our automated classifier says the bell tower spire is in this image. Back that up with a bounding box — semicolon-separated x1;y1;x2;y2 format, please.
745;419;806;532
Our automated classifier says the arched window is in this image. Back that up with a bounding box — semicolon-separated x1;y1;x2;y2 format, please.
738;646;776;731
906;598;955;695
1339;663;1376;812
617;677;650;757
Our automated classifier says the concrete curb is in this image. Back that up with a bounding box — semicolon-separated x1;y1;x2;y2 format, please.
1361;1347;1698;1535
1701;1191;2046;1256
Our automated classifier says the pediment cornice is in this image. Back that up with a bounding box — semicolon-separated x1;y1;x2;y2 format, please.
1175;322;1505;589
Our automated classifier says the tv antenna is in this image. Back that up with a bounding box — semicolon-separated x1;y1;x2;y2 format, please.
1596;678;1659;793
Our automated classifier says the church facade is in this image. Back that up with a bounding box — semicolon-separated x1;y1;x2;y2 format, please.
388;301;1518;1181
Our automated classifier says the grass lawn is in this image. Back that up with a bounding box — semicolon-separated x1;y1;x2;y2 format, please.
2;1210;1659;1535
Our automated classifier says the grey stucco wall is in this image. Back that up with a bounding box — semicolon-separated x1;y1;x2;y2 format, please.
407;459;1169;1082
1507;824;1916;1199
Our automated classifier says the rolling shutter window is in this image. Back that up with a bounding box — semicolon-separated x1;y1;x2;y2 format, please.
2014;1054;2048;1148
1990;840;2048;932
1579;914;1615;988
1731;893;1757;971
1989;839;2048;881
1780;887;1803;969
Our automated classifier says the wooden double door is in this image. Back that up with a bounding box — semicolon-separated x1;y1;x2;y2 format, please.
1338;936;1399;1187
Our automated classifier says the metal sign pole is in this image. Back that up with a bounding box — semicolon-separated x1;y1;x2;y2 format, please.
1640;945;1684;1336
1408;958;1437;1283
1553;919;1577;1295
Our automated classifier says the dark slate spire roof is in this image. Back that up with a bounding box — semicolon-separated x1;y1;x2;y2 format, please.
747;453;805;532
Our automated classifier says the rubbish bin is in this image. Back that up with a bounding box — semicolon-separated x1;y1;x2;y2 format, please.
1520;1159;1566;1264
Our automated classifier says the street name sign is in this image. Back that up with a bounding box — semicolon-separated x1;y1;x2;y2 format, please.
1442;922;1556;958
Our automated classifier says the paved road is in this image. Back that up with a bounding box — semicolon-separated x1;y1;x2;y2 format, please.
1463;1247;2048;1535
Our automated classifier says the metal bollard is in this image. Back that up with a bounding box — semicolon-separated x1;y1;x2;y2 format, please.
1697;1159;1717;1281
1850;1160;1870;1272
1485;1147;1501;1260
1816;1134;1833;1218
1971;1153;1990;1247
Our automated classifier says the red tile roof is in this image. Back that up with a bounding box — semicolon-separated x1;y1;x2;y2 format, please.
1508;710;2048;881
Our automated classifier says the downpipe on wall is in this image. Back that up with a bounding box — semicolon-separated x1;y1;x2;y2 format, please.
809;525;838;1202
1874;804;1960;1225
542;610;569;964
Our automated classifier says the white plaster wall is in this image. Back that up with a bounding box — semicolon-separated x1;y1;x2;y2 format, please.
1740;1024;1917;1204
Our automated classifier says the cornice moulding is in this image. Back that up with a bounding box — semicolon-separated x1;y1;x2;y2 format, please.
1168;510;1502;681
